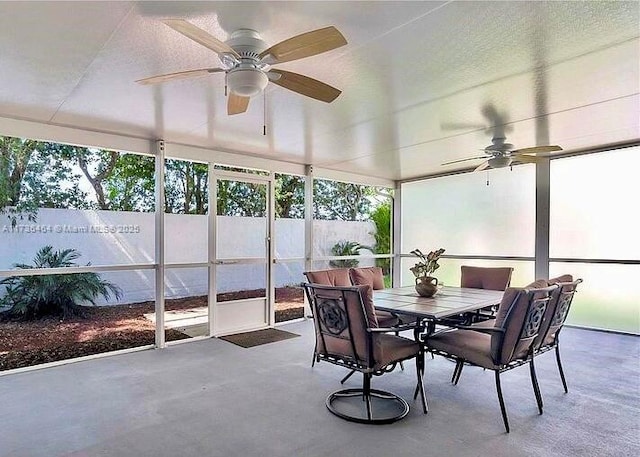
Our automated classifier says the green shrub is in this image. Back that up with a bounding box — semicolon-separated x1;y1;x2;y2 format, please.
0;246;121;320
368;202;391;274
329;240;362;268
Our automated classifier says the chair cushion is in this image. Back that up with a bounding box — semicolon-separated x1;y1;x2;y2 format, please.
492;287;527;364
372;333;420;371
548;274;573;285
312;285;377;365
349;267;385;290
427;329;496;369
357;284;379;329
304;269;352;287
526;279;549;289
460;266;514;291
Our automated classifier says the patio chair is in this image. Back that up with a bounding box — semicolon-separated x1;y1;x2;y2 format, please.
425;284;558;432
304;269;352;368
535;276;583;393
303;283;427;424
459;265;515;324
305;267;403;379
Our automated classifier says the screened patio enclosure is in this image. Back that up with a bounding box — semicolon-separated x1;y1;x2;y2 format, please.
1;121;637;377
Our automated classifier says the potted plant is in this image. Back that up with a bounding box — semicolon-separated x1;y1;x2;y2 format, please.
409;248;445;297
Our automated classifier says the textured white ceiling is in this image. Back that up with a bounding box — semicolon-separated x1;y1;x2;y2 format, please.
0;1;638;180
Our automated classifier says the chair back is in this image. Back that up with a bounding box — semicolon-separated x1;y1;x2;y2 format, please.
461;266;514;291
535;278;582;349
491;285;557;365
303;268;352;286
303;283;378;368
349;266;385;290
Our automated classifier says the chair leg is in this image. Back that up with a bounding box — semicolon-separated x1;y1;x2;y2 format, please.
363;373;373;421
415;351;428;413
450;359;463;385
529;357;544;414
341;370;356;384
495;371;510;433
395;331;405;371
555;345;569;393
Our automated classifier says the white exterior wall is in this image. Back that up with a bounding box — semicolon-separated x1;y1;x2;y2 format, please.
0;209;376;304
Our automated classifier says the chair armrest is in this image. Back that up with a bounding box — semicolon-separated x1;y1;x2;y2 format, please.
368;322;415;333
446;324;506;335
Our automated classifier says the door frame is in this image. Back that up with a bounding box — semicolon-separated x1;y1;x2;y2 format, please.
208;168;275;336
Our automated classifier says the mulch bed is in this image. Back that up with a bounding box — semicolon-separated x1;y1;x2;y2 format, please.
0;287;304;372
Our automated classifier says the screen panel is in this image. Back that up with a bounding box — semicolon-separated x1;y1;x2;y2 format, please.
401;166;536;257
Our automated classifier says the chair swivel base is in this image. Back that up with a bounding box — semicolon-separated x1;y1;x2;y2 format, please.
326;388;410;424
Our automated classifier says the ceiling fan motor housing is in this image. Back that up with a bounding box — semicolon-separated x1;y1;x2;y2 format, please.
225;29;270;97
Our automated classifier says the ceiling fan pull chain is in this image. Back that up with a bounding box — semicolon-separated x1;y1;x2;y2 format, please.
486;170;490;186
224;73;228;97
263;91;267;136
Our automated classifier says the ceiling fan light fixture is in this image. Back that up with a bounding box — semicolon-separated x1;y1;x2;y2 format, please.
487;156;512;169
227;68;268;97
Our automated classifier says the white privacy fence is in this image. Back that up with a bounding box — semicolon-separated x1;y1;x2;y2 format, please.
0;209;376;304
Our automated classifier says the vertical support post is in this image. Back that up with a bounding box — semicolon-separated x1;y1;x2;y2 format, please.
304;165;314;318
535;158;551;279
392;181;402;287
154;140;166;348
267;175;276;326
208;165;217;337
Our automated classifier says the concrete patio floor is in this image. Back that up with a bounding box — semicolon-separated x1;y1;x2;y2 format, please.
0;320;638;457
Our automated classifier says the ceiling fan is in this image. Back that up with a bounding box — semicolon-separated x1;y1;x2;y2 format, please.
441;104;562;171
442;137;563;172
136;19;347;115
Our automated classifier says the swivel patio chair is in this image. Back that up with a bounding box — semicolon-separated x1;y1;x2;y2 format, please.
535;276;583;393
304;268;354;368
304;268;402;372
303;283;427;424
425;284;558;432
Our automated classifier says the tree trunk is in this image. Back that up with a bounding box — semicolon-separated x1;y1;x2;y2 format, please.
77;150;119;210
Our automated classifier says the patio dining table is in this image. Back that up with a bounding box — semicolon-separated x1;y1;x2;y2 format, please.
373;285;504;339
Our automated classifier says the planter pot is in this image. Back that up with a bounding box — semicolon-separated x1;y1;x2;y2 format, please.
415;276;438;298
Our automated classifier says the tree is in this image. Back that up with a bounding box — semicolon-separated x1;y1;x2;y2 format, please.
275;174;304;218
312;179;392;221
165;159;208;214
104;153;155;212
1;136;90;225
216;179;266;216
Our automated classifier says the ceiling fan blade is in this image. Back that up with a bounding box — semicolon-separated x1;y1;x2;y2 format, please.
268;69;341;103
163;19;240;58
512;145;562;155
136;68;224;85
441;155;487;166
474;161;490;172
259;26;347;64
228;93;250;115
513;154;541;164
